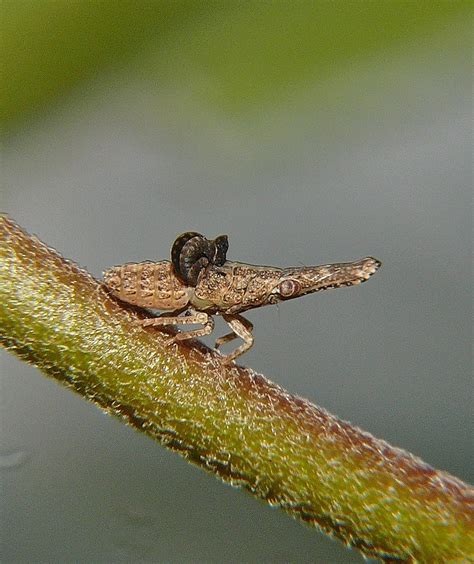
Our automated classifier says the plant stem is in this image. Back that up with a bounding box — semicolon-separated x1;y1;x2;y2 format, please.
0;215;472;562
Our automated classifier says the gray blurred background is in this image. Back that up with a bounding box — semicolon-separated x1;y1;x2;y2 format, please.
1;2;472;562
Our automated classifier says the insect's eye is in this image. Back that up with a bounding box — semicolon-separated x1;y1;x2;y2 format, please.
278;279;300;298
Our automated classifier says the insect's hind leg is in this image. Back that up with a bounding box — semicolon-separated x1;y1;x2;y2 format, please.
173;311;215;342
140;310;215;343
217;314;254;364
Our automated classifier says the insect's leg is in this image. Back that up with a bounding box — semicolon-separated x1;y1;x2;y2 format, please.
219;314;254;364
172;311;214;342
138;306;187;326
156;306;188;318
215;331;237;349
140;310;214;342
215;315;253;349
139;312;186;327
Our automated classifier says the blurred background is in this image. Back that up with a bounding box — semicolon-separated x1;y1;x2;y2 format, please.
1;2;472;562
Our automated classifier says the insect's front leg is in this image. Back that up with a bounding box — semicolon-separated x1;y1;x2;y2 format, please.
217;313;254;364
215;314;253;349
140;309;215;343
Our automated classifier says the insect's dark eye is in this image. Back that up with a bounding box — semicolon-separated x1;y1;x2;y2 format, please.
278;279;300;298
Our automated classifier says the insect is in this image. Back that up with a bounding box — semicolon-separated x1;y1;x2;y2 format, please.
103;232;381;364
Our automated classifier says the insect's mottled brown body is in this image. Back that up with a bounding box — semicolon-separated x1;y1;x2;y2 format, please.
103;233;381;363
103;261;191;311
192;259;381;315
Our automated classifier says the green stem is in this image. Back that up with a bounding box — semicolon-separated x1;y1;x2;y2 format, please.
1;215;472;562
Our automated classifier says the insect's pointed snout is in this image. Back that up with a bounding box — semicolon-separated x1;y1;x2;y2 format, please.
345;256;382;282
279;256;381;299
306;256;381;290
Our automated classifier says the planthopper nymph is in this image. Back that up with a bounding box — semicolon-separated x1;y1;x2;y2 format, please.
103;232;381;363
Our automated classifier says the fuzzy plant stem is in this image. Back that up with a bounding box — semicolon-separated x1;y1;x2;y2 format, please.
0;215;472;562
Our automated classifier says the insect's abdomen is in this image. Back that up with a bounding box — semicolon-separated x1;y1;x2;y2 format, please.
103;261;191;310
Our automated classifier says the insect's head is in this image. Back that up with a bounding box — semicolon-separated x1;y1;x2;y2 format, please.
265;257;382;305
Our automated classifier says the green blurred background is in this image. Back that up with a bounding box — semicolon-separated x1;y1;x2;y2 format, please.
1;2;472;562
2;1;469;133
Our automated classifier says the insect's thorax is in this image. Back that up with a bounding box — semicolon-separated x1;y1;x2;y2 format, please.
192;261;282;314
104;261;192;310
